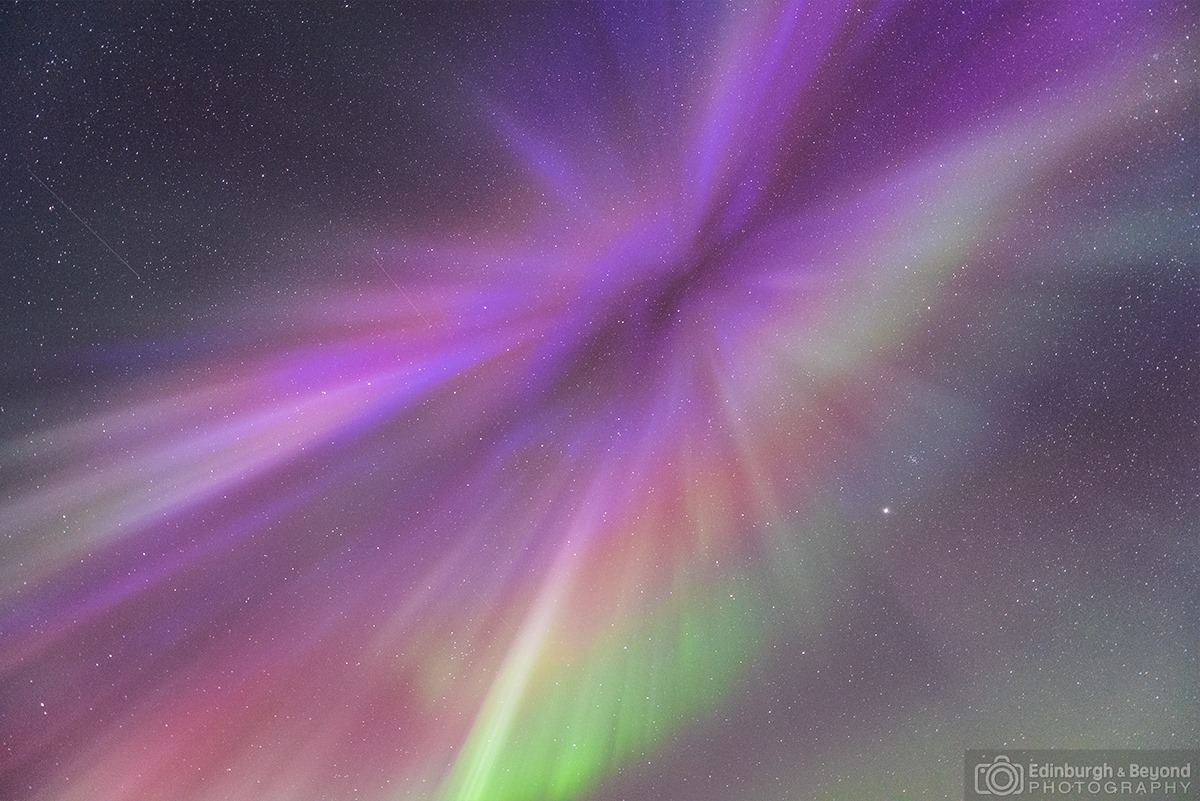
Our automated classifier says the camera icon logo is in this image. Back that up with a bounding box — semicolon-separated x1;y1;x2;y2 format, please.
975;754;1024;796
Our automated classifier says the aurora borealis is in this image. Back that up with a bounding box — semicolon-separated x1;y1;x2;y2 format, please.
2;2;1198;800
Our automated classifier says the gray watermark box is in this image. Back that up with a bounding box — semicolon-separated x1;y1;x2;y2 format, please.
965;750;1199;800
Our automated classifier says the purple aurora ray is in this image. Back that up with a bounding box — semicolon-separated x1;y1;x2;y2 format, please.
2;3;1198;800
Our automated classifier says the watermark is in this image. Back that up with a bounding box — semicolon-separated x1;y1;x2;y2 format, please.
965;750;1199;800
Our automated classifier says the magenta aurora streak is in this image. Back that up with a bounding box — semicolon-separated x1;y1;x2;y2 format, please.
2;3;1197;801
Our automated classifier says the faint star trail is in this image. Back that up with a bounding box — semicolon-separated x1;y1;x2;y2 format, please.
27;167;142;280
374;254;433;327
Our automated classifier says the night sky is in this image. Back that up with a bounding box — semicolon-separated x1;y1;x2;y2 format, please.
1;3;1198;801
